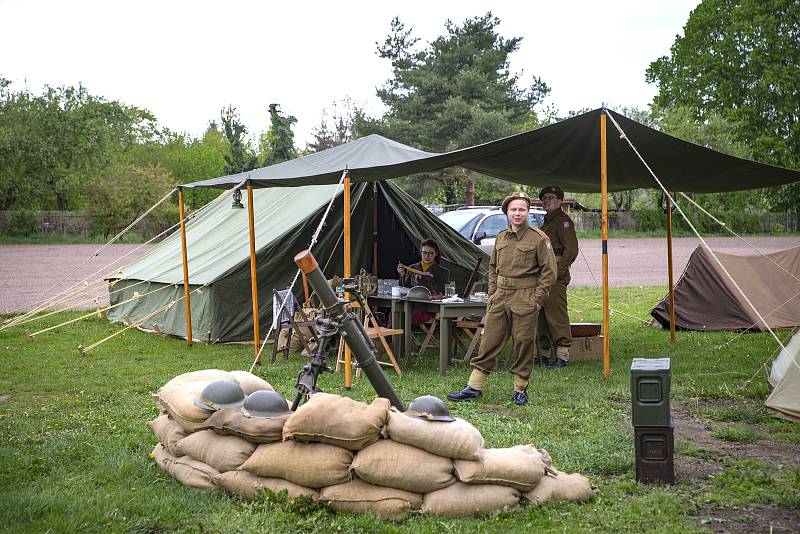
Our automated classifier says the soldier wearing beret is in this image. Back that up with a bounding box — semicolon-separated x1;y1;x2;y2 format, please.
537;185;579;368
448;191;557;406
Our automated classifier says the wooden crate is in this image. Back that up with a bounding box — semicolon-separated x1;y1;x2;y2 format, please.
569;335;603;361
571;322;601;337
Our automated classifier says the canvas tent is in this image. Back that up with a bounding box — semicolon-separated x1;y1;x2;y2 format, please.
766;330;800;421
650;245;800;331
108;180;487;342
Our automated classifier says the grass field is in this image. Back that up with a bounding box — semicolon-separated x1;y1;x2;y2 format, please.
1;286;798;533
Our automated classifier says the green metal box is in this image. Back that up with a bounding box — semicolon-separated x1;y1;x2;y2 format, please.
634;425;675;484
630;358;671;427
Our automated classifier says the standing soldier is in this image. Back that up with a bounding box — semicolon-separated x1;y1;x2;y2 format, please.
537;185;579;368
448;192;556;406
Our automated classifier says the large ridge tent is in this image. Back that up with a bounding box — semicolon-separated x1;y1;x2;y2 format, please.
766;330;800;422
650;245;800;331
108;180;487;342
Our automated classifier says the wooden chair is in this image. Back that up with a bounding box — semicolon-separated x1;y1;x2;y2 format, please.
453;317;484;364
335;299;403;376
271;289;319;363
412;314;440;356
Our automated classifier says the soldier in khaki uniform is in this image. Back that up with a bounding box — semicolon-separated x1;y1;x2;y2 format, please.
537;185;579;368
448;192;557;406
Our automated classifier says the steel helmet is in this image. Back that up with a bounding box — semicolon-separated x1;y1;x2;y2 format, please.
241;390;292;418
193;379;246;412
405;395;455;422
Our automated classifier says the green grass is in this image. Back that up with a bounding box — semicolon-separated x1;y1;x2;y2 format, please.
710;425;762;443
1;285;799;533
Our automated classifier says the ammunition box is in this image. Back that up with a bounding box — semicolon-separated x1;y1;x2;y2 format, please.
630;358;671;427
634;425;675;484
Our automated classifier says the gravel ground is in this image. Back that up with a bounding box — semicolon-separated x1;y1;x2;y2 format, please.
0;236;798;313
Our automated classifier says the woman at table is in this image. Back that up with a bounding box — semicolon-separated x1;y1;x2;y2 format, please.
397;238;450;296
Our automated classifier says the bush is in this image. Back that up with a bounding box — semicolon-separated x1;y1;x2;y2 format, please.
5;211;37;237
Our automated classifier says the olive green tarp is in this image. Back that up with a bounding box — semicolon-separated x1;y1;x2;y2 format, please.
185;108;800;193
108;181;486;342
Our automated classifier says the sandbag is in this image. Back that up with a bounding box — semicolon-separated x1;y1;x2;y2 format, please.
283;393;389;450
155;381;213;425
162;453;220;492
212;471;318;501
168;410;212;434
152;443;173;471
320;479;421;520
454;445;547;491
162;369;234;389
524;470;598;504
239;440;354;488
386;410;484;460
174;430;256;472
421;482;521;518
149;415;189;456
352;439;455;493
229;371;273;395
202;407;289;444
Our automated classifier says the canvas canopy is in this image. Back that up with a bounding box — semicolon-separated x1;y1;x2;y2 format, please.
650;245;800;332
108;181;486;342
766;329;800;422
185;108;800;193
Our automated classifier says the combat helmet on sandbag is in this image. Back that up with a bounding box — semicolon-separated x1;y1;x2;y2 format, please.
241;390;292;418
193;379;246;411
405;395;455;422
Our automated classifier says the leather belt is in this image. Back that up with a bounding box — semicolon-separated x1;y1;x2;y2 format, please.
497;275;538;288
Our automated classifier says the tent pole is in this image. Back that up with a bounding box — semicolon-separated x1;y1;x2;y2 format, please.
246;182;261;362
666;195;676;342
600;111;610;379
344;172;352;389
372;182;379;275
177;187;193;347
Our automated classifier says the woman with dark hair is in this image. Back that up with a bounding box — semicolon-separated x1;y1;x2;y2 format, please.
397;238;450;296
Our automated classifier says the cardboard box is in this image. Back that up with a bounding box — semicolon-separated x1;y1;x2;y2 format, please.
569;335;603;361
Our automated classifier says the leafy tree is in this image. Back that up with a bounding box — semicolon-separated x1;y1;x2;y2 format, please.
308;97;364;152
220;105;258;175
259;103;297;165
646;0;800;210
362;13;550;204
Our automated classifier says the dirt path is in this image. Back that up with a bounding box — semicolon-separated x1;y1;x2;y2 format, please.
0;236;797;313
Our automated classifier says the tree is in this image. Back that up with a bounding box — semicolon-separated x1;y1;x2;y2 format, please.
220;105;258;175
646;0;800;211
308;97;364;152
259;103;297;165
362;13;550;204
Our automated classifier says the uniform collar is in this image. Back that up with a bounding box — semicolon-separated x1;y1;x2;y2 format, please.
506;224;531;238
544;208;564;223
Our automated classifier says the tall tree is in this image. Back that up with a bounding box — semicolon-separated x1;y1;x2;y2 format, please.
646;0;800;210
220;105;258;175
259;103;297;165
308;97;364;152
363;13;550;204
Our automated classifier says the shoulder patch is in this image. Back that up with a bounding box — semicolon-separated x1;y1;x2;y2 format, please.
563;221;571;229
531;227;549;240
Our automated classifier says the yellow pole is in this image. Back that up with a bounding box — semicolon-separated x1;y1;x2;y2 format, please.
246;184;261;362
344;173;352;389
666;195;676;342
600;111;610;379
178;187;193;346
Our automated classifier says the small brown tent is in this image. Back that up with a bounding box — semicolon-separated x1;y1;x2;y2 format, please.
651;245;800;332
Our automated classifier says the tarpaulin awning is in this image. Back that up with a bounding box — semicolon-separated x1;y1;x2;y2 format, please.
184;108;800;193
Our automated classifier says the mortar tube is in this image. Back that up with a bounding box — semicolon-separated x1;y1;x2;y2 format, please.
294;249;405;410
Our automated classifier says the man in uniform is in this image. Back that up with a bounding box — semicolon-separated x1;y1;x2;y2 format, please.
447;192;556;406
537;185;579;368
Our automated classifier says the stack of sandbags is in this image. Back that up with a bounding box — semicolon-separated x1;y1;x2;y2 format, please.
149;379;597;518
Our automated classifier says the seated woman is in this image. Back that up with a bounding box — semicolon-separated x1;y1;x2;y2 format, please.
397;238;450;296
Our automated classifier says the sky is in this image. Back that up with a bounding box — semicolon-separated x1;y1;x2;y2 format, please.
1;0;701;147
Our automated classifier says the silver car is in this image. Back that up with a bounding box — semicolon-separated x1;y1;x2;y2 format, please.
438;206;546;255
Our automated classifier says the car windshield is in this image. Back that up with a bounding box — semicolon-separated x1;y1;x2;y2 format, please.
438;210;483;239
528;211;545;228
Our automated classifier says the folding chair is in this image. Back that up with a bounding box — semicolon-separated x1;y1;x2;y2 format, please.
271;289;318;363
335;299;403;376
454;317;484;364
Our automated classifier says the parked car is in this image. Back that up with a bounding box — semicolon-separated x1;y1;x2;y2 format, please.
438;206;546;255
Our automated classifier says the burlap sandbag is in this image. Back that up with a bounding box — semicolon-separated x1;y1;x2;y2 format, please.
283;393;389;450
352;439;455;493
150;415;189;456
163;454;220;492
202;407;289;444
152;443;173;471
421;482;521;518
162;369;234;388
212;471;319;501
320;479;421;520
154;381;213;426
524;470;598;504
454;445;547;491
229;371;274;395
386;410;484;460
174;430;256;472
239;440;354;488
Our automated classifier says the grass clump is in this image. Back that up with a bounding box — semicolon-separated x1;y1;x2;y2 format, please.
710;425;761;443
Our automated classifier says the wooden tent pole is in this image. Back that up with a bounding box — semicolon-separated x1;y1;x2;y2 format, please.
372;182;379;275
666;195;676;342
177;187;193;346
344;172;352;389
246;182;261;362
600;111;610;379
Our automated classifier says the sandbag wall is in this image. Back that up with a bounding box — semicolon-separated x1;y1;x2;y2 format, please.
150;370;597;519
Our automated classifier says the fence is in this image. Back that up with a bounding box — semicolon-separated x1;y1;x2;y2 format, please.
0;211;176;239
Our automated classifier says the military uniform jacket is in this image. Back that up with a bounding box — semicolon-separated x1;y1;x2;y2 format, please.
540;209;579;281
488;225;557;310
401;261;449;295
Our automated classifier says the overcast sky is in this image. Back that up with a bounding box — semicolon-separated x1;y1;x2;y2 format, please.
1;0;700;147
